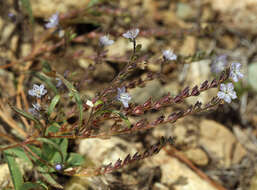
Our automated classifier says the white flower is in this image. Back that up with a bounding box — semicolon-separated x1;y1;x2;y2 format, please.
122;28;140;40
217;83;237;103
230;62;243;82
162;49;177;61
99;35;114;46
86;100;94;107
211;55;228;74
45;12;59;29
28;84;47;98
117;87;131;108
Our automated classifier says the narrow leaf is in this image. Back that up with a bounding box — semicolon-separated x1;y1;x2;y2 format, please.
41;173;63;189
9;104;40;125
20;182;45;190
4;150;24;190
48;94;60;115
5;147;33;167
20;0;34;26
56;73;83;131
37;138;64;163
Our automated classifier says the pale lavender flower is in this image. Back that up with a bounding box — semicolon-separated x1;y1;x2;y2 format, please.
45;12;59;29
86;100;94;107
211;55;228;74
162;49;177;61
99;35;114;46
122;28;140;40
28;103;41;116
217;83;237;103
28;84;47;98
55;163;63;171
117;87;131;108
230;62;243;82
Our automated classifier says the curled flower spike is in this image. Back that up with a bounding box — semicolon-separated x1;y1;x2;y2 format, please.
230;62;243;82
211;55;228;74
55;163;63;171
45;12;59;29
162;49;177;61
99;35;114;46
117;87;131;108
217;83;237;103
28;84;47;98
122;28;140;40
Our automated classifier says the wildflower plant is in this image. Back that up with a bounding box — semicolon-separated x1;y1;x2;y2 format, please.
0;3;245;190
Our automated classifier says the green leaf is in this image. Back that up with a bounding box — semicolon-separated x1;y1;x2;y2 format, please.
48;94;60;115
41;61;52;73
33;72;58;95
66;153;84;166
45;123;60;136
9;104;40;126
37;138;64;163
20;182;46;190
112;110;131;127
4;150;24;190
41;173;63;189
135;44;142;52
20;0;34;26
5;147;33;167
87;0;102;7
56;73;83;132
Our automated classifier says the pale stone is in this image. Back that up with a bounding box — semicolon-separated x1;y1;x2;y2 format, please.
199;120;247;167
183;148;209;166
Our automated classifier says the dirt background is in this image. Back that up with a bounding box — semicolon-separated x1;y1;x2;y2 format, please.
0;0;257;190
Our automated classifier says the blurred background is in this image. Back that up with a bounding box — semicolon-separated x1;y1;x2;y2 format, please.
0;0;257;189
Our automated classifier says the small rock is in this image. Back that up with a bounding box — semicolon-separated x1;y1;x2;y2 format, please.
199;120;247;167
183;148;209;166
248;62;257;92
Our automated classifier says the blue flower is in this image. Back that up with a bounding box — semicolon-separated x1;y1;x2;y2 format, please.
211;55;228;74
230;62;243;82
99;35;114;46
55;163;63;171
28;84;47;98
217;83;237;103
122;28;140;40
117;87;131;108
45;12;59;29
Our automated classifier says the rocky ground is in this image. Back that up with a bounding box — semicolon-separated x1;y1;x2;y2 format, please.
0;0;257;190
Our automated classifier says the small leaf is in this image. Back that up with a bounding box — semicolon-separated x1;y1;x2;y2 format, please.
41;173;63;189
87;0;102;7
48;94;60;115
66;153;84;166
135;44;142;52
5;147;33;167
9;104;40;126
20;182;46;190
4;150;24;190
56;73;83;131
112;110;131;127
37;138;64;163
20;0;34;26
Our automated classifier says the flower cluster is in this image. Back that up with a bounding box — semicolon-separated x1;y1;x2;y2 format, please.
217;62;243;103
